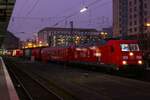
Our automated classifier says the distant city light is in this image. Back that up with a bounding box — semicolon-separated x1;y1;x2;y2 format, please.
39;41;42;44
39;44;42;47
80;7;88;13
101;32;104;35
104;32;108;35
100;32;108;35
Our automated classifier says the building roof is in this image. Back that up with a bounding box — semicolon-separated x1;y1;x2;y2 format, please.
39;27;98;33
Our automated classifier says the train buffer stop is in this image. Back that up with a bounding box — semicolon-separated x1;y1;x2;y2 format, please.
0;57;19;100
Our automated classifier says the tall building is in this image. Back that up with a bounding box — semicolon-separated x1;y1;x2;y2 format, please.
113;0;150;37
113;0;150;51
0;0;15;22
0;0;16;47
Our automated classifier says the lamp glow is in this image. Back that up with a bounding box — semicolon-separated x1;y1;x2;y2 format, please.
80;7;88;13
138;60;143;65
129;52;134;56
101;32;104;35
146;23;150;27
122;61;127;65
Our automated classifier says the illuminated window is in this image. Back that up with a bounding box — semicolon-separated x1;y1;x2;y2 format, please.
120;44;130;51
130;44;140;51
120;44;140;51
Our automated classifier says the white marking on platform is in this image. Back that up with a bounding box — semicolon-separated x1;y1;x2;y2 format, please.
0;57;19;100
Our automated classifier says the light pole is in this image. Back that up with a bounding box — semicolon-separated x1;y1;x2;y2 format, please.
70;21;74;34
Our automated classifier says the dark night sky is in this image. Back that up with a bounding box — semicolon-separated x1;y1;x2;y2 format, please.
7;0;112;40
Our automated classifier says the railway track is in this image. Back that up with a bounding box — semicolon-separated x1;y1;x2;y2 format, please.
4;58;63;100
6;57;150;82
3;57;150;100
4;57;114;100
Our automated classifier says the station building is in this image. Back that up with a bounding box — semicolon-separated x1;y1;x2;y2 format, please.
37;27;98;47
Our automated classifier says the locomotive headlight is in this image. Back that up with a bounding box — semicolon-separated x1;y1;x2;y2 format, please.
122;61;127;65
129;52;134;56
94;53;101;57
138;60;143;65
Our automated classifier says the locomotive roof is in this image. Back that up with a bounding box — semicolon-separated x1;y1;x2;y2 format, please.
107;39;138;44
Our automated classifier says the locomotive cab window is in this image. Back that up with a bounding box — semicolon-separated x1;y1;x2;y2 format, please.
130;44;139;51
120;44;140;51
120;44;130;51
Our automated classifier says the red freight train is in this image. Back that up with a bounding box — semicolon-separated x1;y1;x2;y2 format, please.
9;38;144;71
40;39;144;71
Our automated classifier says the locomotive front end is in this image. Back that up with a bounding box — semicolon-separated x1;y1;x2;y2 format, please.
119;42;145;70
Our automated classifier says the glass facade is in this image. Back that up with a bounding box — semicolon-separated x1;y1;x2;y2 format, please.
38;28;98;47
119;0;128;38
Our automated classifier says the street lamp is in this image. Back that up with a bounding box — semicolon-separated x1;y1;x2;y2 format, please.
146;23;150;27
80;7;88;13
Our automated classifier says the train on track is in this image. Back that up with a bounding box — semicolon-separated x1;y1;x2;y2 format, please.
4;27;145;71
8;38;145;71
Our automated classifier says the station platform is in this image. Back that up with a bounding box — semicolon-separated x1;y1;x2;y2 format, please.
0;57;19;100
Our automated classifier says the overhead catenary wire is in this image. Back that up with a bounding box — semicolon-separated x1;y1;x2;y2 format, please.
26;0;40;16
87;0;102;7
17;0;29;17
11;0;111;21
66;0;112;29
9;0;112;35
53;0;111;27
53;0;102;27
11;0;110;21
11;16;66;20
